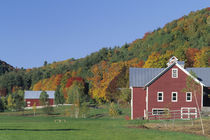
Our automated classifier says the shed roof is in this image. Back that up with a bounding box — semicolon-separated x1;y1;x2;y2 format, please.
24;91;55;99
186;68;210;87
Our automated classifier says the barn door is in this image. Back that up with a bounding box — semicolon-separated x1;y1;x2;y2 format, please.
181;108;197;119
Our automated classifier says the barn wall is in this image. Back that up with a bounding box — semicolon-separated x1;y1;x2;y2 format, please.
148;65;202;118
132;87;146;119
25;99;54;107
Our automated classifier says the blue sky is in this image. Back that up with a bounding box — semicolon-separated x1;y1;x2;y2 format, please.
0;0;209;68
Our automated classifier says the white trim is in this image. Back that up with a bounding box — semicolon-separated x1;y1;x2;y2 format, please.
145;66;173;87
186;92;192;102
144;62;205;87
130;87;133;120
157;92;163;102
175;63;204;86
172;68;178;78
181;107;197;119
201;85;203;108
171;92;178;102
146;87;148;119
152;108;169;115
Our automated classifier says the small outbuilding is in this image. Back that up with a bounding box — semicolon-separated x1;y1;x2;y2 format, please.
24;91;55;107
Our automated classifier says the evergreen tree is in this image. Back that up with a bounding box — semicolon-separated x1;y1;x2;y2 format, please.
0;97;5;112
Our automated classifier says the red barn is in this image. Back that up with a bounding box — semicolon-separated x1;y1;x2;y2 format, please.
130;56;210;120
24;91;55;107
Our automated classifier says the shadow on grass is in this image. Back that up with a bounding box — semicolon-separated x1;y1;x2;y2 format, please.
0;128;80;131
88;114;105;119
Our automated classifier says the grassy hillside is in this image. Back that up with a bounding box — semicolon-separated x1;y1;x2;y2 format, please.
0;7;209;102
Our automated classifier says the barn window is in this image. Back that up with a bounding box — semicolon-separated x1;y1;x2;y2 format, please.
172;68;178;78
186;92;192;102
157;92;163;102
172;92;178;102
152;108;169;115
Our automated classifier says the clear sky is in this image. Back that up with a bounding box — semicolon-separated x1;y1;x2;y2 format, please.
0;0;209;68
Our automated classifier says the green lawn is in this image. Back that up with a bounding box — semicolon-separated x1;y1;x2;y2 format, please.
0;106;208;140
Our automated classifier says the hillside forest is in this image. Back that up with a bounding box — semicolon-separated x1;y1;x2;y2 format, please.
0;8;209;106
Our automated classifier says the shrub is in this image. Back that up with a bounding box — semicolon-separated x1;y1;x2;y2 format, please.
42;105;54;115
109;102;122;118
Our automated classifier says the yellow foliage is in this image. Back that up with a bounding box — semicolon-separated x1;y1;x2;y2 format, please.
194;47;210;67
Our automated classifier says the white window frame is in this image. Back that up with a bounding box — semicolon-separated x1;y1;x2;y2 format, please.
181;107;197;119
157;92;163;102
186;92;192;102
172;68;178;78
171;92;178;102
152;108;169;115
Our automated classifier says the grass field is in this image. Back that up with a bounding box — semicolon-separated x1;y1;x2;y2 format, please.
0;105;208;140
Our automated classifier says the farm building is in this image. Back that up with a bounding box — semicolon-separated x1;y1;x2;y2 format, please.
24;91;55;107
130;56;210;120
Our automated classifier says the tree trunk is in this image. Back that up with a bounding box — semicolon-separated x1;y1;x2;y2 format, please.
194;90;205;135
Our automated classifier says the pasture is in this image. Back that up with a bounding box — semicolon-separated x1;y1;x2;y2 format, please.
0;105;208;140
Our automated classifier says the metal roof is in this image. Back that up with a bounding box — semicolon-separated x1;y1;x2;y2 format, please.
129;67;164;87
186;68;210;87
177;61;185;65
130;67;210;87
24;91;55;99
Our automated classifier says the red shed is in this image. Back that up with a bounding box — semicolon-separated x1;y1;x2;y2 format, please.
130;56;210;120
24;91;55;107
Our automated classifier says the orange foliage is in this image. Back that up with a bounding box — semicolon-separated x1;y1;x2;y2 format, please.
66;77;84;88
33;74;63;91
186;48;200;67
89;59;143;102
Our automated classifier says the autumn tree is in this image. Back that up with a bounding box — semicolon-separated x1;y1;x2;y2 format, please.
7;94;14;111
185;48;199;67
32;102;36;116
194;47;210;67
143;51;173;68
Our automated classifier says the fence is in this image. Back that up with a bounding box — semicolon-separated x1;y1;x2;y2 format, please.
147;108;199;120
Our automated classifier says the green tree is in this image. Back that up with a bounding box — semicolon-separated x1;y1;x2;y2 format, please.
39;91;54;115
39;91;49;106
54;85;65;105
67;81;85;118
44;61;48;66
7;94;14;111
13;90;25;111
119;88;131;104
0;97;5;112
80;102;89;118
